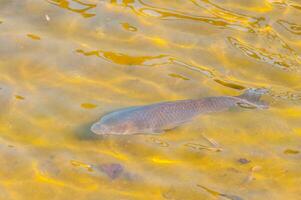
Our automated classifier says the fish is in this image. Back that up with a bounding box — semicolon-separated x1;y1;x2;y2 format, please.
91;88;268;135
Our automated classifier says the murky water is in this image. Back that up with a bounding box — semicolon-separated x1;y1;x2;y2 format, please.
0;0;301;199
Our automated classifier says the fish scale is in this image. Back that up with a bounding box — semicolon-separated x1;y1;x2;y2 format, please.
91;89;268;135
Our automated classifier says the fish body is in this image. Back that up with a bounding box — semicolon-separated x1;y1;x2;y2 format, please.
91;89;268;135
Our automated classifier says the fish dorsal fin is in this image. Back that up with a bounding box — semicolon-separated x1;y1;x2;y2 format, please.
237;88;269;109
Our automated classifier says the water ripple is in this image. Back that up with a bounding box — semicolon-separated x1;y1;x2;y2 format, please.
228;36;300;71
76;48;252;91
46;0;97;18
110;0;255;33
278;19;301;35
76;49;171;66
191;0;265;28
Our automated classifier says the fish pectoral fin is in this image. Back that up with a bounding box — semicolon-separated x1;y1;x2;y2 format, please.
163;120;192;130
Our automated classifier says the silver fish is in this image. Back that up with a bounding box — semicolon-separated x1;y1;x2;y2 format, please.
91;88;268;135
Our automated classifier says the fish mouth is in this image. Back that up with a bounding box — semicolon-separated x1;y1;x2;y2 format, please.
90;122;129;135
90;123;119;135
90;123;106;135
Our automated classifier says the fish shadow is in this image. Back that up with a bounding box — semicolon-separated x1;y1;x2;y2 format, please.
74;121;104;141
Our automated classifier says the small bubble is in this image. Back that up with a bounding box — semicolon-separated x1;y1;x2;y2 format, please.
45;14;50;21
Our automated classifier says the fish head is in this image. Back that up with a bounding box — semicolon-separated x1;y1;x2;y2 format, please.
90;120;134;135
90;122;111;135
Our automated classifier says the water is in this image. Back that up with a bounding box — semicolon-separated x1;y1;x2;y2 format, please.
0;0;301;199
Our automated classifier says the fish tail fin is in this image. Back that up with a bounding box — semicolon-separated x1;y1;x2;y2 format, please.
237;88;269;109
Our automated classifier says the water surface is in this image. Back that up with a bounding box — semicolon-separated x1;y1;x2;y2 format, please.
0;0;301;199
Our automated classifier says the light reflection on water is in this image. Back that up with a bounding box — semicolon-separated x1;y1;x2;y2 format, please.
0;0;301;199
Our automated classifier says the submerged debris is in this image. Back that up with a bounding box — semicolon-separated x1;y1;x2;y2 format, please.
27;34;41;40
81;103;97;109
197;184;244;200
185;133;223;152
99;163;124;179
70;160;93;172
244;166;262;184
237;158;251;164
15;95;25;100
284;149;299;154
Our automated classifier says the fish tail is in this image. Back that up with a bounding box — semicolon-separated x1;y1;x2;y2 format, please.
237;88;269;109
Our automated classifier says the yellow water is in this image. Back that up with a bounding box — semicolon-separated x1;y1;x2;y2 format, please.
0;0;301;199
